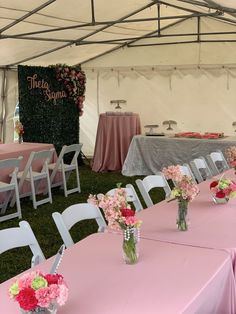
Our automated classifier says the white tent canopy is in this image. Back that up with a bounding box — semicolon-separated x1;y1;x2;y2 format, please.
1;0;236;155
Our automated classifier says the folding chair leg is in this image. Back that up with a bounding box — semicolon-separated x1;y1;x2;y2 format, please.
46;170;52;204
10;194;16;208
30;176;37;209
62;169;68;197
15;185;22;219
76;166;81;193
0;190;12;214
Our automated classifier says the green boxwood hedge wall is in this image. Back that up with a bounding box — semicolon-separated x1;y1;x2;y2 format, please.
18;65;84;154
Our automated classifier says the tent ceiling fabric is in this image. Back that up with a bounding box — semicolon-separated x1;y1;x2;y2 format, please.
0;0;236;67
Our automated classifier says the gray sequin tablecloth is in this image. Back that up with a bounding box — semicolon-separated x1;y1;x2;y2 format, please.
122;135;236;176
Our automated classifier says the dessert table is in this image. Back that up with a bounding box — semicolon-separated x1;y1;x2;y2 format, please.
0;232;235;314
92;113;141;172
122;134;236;176
137;169;236;273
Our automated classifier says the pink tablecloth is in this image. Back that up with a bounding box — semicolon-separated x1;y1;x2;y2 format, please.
137;169;236;270
0;142;57;197
0;232;235;314
92;113;141;172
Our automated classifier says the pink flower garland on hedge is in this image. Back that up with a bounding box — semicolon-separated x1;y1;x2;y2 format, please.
55;64;86;116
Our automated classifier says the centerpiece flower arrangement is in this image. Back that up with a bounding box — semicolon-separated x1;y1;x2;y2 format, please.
162;165;199;231
88;185;142;264
15;120;24;144
9;271;68;313
225;146;236;173
210;177;236;204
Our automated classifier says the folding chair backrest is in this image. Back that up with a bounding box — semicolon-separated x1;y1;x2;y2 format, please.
136;173;171;208
50;143;83;190
52;203;106;248
179;164;197;183
0;221;45;266
0;157;22;170
63;144;83;159
206;150;229;175
32;149;54;161
190;156;213;183
106;184;143;212
0;157;23;222
57;143;83;166
24;149;54;174
15;149;54;209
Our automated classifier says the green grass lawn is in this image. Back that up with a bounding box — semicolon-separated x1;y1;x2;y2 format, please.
0;162;165;283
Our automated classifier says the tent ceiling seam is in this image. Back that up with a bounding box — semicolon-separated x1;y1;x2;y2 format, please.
6;1;157;67
80;15;192;65
0;0;56;34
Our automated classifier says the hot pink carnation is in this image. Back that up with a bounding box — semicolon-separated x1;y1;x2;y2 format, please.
121;208;135;217
216;190;226;198
16;287;38;311
44;274;63;285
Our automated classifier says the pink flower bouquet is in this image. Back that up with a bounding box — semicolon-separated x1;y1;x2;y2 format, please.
162;165;199;231
88;186;142;264
9;271;68;313
225;146;236;170
210;177;236;203
162;165;199;202
15;120;24;136
88;186;142;231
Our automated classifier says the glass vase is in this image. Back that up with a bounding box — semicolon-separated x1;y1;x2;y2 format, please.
18;135;23;144
20;304;57;314
122;227;139;264
212;196;229;204
177;198;188;231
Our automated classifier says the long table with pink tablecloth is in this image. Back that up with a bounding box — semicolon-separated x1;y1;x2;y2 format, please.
0;232;235;314
138;169;236;273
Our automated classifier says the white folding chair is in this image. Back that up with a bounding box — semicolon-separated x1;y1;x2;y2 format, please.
0;220;45;267
136;173;171;208
206;150;229;175
49;143;83;197
11;149;54;209
190;156;213;183
179;164;197;184
52;203;106;248
105;184;143;212
0;157;22;222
